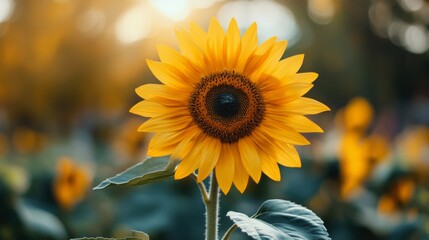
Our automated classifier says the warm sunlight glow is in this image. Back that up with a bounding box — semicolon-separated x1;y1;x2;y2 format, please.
115;4;152;44
149;0;191;21
308;0;335;25
217;0;300;46
0;0;14;23
76;9;105;36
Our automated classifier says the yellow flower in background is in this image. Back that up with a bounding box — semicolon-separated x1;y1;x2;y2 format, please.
53;157;91;210
339;133;390;198
337;97;390;198
377;177;415;214
339;132;368;197
342;97;373;132
399;126;429;166
364;134;390;163
378;194;396;214
131;18;329;194
398;126;429;182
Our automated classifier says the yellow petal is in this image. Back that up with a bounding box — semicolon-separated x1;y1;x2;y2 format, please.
147;60;190;90
290;72;319;84
251;129;287;176
135;84;164;99
232;143;249;193
135;84;188;105
149;131;184;150
262;83;313;104
189;22;208;52
148;143;176;157
175;29;205;69
170;126;200;160
216;144;235;194
243;36;277;76
238;137;262;183
223;18;241;70
251;40;288;80
281;115;323;133
286;97;330;115
274;142;301;167
267;97;330;115
157;44;199;83
235;22;257;72
138;116;191;132
260;150;281;181
130;100;186;117
206;17;225;71
260;121;310;145
197;136;221;182
272;54;304;80
174;135;205;179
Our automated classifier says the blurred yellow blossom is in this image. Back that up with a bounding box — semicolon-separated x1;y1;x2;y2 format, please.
378;194;396;214
339;131;368;197
397;126;429;183
398;126;429;166
53;157;92;210
113;119;149;162
342;97;374;132
338;98;390;198
396;178;415;205
378;177;415;215
364;134;390;164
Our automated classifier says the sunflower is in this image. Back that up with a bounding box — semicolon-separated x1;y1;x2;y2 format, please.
53;157;91;209
131;18;329;194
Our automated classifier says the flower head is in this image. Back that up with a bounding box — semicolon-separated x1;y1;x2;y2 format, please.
53;157;91;209
131;18;329;194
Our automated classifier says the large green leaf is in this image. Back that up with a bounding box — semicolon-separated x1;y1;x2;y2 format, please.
227;199;330;240
72;230;149;240
94;156;176;190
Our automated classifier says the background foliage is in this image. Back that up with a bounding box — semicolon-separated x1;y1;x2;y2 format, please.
0;0;428;239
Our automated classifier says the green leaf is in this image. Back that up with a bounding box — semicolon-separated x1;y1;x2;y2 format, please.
94;156;176;190
17;200;66;239
227;199;330;240
72;230;149;240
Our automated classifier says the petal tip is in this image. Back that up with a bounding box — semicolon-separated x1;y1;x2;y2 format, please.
174;170;188;180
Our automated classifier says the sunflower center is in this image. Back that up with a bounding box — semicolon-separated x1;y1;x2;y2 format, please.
213;92;240;118
189;70;264;143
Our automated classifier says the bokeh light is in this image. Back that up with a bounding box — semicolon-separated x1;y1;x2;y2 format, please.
149;0;191;21
369;0;429;54
1;1;429;239
398;0;424;12
0;0;14;23
217;0;300;45
402;24;428;54
76;9;105;37
115;3;153;44
307;0;336;25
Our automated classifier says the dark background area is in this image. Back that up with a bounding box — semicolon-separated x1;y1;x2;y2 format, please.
0;0;428;239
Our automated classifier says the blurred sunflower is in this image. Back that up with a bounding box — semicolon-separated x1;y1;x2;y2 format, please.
131;18;329;194
53;157;91;210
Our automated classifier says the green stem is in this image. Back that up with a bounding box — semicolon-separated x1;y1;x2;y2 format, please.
205;172;219;240
191;172;209;203
221;224;237;240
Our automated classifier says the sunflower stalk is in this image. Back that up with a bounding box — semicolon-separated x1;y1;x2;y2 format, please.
191;172;209;203
205;172;220;240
